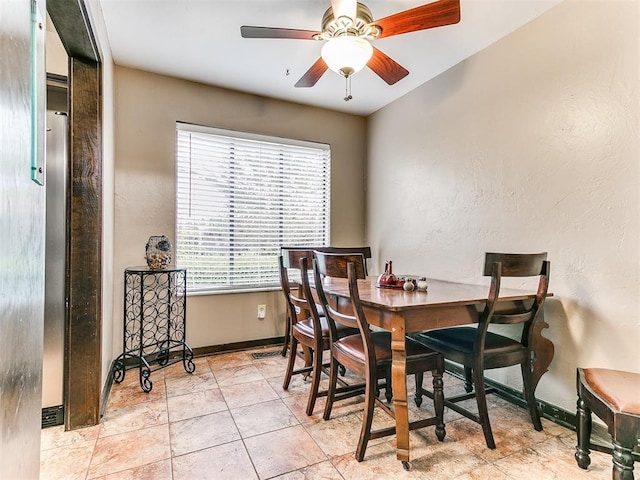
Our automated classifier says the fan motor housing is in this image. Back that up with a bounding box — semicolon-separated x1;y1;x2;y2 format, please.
318;2;380;40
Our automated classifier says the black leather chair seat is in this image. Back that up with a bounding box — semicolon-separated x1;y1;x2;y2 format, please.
420;327;524;356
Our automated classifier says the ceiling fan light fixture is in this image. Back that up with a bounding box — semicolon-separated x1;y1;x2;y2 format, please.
321;35;373;77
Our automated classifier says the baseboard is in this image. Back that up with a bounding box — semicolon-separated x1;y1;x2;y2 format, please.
192;336;284;357
100;363;115;419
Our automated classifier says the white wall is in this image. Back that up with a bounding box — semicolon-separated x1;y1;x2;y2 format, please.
367;0;639;412
113;67;367;354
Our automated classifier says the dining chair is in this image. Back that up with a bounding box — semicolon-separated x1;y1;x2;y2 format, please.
279;253;360;416
575;367;640;480
416;252;550;449
313;251;446;464
279;246;372;356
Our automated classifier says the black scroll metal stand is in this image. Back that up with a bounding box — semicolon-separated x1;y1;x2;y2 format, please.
113;266;195;392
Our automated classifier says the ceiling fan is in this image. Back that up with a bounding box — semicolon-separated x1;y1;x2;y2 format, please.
241;0;461;95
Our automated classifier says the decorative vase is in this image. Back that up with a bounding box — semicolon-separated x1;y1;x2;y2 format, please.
145;235;172;269
417;277;428;292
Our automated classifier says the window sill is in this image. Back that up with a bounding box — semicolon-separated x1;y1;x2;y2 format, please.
187;286;282;297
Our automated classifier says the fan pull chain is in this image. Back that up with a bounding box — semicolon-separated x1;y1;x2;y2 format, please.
344;75;353;102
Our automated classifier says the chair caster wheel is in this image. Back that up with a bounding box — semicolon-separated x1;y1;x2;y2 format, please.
402;461;411;471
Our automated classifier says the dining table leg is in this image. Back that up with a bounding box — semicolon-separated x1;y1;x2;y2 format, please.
390;312;411;468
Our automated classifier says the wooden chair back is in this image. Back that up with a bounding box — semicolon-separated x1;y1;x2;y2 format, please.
313;252;368;341
278;255;319;329
281;246;371;275
481;252;550;338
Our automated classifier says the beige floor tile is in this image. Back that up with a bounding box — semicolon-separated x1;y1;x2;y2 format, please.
87;424;170;478
532;435;612;479
172;440;258;480
214;364;265;386
452;463;511;480
164;367;217;398
331;441;430;480
283;390;365;424
100;398;168;437
303;411;373;458
40;442;94;480
170;410;240;456
244;425;327;479
270;461;344;480
445;413;556;463
219;378;279;409
231;398;300;438
40;424;100;451
268;372;323;399
166;387;227;422
208;351;254;371
108;370;167;409
163;356;210;378
492;437;611;480
401;433;488;480
253;355;289;379
42;350;602;480
88;459;172;480
282;391;327;423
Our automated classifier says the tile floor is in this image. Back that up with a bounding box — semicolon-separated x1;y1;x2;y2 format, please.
41;346;614;479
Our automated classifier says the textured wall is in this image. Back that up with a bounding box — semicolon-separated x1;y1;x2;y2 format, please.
113;67;367;351
367;0;639;411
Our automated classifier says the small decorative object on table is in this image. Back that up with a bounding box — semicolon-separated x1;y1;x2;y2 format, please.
417;277;428;292
145;235;172;269
377;260;397;287
403;277;415;291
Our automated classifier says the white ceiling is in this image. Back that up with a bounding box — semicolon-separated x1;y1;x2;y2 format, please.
98;0;562;116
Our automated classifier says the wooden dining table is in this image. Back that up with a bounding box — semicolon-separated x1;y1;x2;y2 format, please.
320;275;554;467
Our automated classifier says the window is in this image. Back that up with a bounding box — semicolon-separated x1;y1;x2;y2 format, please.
176;122;331;292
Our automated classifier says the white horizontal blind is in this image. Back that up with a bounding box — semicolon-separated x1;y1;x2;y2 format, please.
176;123;331;292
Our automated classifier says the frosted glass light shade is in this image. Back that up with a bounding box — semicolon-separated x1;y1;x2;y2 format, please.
321;36;373;77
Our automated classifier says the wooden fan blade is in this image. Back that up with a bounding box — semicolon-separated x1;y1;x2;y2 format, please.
295;58;329;88
368;47;409;85
241;26;320;40
331;0;357;21
373;0;461;39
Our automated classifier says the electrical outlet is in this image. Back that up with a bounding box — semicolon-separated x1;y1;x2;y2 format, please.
257;304;266;319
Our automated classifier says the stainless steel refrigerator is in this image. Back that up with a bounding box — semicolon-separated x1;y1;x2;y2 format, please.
42;83;68;427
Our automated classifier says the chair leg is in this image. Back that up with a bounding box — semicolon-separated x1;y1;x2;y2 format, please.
574;396;592;469
355;369;377;462
432;369;446;441
282;336;298;390
473;366;496;449
280;312;290;357
612;440;635;480
302;345;313;372
521;362;542;431
463;366;473;393
305;345;323;416
384;375;393;403
414;372;424;407
322;356;340;421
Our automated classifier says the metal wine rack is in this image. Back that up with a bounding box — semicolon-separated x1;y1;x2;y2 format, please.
113;266;195;392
